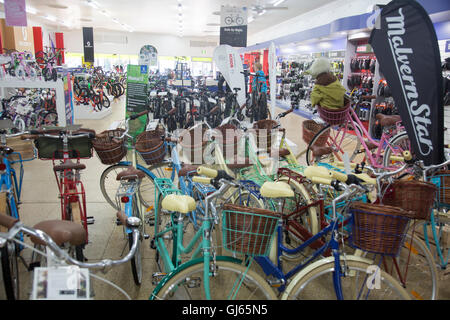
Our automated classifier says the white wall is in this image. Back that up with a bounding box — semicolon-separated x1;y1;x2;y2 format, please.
62;29;217;57
248;0;391;46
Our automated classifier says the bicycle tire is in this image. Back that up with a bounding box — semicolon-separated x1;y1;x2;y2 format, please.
128;196;143;285
102;94;110;109
99;162;170;211
42;111;58;127
283;258;411;300
1;198;19;301
305;122;363;166
151;259;277;300
154;195;176;273
382;131;412;169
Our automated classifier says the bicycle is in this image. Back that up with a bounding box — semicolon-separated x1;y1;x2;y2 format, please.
22;125;96;261
0;212;141;300
150;167;278;300
0;120;34;300
305;92;409;170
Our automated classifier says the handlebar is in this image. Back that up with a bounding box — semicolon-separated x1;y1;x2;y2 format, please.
0;213;141;272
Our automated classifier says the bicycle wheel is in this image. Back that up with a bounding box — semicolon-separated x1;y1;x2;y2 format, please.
102;95;110;109
382;131;412;169
276;176;320;261
42;111;58;126
372;231;439;300
1;198;20;300
99;162;170;210
154;195;177;273
151;259;277;300
283;259;411;300
305;122;363;166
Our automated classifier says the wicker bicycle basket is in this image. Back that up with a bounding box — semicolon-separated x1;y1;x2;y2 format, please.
302;120;328;145
179;126;207;164
34;129;95;160
252;119;279;152
381;180;437;220
92;129;127;165
135;126;167;165
349;202;412;256
317;104;350;126
428;170;450;206
222;203;279;257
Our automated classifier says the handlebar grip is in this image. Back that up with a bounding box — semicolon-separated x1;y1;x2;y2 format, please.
331;171;348;183
192;176;213;184
311;177;333;185
197;167;218;178
165;137;179;143
0;214;19;229
389;155;405;162
129;110;148;121
209;106;220;115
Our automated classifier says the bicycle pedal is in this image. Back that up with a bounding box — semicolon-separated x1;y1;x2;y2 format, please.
152;272;167;285
116;218;123;226
86;217;95;225
144;234;150;240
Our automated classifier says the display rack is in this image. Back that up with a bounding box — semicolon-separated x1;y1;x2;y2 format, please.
0;77;70;127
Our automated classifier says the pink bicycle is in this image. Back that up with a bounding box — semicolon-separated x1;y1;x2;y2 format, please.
305;93;412;170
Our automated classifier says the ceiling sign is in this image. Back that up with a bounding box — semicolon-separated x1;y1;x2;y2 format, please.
219;5;248;48
4;0;27;27
139;45;158;68
82;27;94;63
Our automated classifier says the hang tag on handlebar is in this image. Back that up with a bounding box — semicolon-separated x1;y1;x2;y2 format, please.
146;120;159;132
31;266;90;300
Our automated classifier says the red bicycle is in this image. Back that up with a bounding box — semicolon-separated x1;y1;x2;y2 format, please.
23;125;96;260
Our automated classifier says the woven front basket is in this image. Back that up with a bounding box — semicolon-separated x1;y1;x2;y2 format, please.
252;119;279;152
349;202;412;256
302;120;328;145
92;129;127;165
179;126;207;164
135;126;166;165
317;100;350;126
382;180;437;220
222;203;279;257
428;170;450;206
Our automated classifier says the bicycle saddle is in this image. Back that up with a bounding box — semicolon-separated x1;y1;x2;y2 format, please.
53;160;86;172
116;167;146;181
376;114;401;127
260;181;294;198
161;194;196;214
31;220;87;247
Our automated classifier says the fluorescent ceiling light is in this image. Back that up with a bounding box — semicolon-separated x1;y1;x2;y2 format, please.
86;0;99;9
248;16;254;23
26;6;37;14
273;0;286;6
100;10;110;17
45;15;57;22
258;10;266;16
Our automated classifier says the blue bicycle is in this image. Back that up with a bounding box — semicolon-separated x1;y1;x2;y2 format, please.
0;119;35;300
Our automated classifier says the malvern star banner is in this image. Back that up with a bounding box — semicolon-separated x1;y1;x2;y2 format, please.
369;0;444;165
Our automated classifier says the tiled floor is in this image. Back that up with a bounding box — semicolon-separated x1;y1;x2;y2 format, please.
1;97;449;300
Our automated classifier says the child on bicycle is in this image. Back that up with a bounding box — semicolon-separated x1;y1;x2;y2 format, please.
307;58;347;110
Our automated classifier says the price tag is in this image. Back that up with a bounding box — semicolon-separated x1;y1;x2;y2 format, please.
158;91;168;96
146;120;159;132
32;266;90;300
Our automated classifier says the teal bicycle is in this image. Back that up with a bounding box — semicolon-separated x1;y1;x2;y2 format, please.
150;167;277;300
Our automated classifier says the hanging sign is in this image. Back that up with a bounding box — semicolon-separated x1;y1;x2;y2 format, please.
126;65;149;138
4;0;27;27
139;45;158;68
369;0;444;165
213;45;246;107
219;6;248;48
82;27;94;63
